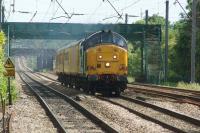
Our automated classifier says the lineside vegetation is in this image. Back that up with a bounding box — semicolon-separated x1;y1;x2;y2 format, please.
0;31;17;105
177;82;200;91
129;0;200;89
0;31;7;102
131;0;200;82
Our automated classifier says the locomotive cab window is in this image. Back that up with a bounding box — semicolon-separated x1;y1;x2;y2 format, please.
113;33;127;49
101;32;113;43
87;34;101;47
83;31;127;50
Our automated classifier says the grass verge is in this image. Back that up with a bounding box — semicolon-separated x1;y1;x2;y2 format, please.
177;82;200;91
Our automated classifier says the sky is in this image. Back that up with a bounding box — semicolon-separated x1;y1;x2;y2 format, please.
3;0;188;24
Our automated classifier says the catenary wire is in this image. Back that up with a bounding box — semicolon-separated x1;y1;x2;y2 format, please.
87;1;103;22
41;1;52;21
50;0;63;21
121;0;141;11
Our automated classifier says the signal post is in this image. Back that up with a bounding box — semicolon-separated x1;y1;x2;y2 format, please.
4;57;15;105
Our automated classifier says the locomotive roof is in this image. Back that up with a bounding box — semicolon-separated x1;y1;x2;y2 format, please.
85;30;126;41
56;40;83;53
56;30;127;53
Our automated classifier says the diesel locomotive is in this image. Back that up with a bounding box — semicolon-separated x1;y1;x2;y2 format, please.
55;30;128;96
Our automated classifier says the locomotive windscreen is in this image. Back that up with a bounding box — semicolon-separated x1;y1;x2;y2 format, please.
83;30;127;50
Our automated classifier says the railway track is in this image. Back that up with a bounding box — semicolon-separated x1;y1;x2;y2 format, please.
36;72;200;106
22;70;200;132
96;95;200;133
27;66;200;107
18;57;200;132
18;71;117;133
18;72;66;133
128;84;200;106
33;71;200;106
35;72;58;82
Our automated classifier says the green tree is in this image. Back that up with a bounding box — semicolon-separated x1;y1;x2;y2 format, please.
135;14;178;82
172;0;200;82
135;14;166;27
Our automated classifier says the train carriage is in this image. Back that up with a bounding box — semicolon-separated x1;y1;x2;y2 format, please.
55;30;128;96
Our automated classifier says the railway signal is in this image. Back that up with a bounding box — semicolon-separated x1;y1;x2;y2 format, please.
3;57;15;105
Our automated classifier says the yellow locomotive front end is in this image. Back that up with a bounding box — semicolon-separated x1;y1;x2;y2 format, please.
83;30;128;96
87;45;127;76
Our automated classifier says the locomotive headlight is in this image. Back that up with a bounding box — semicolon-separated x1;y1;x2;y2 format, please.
113;55;117;59
99;55;102;59
105;62;110;67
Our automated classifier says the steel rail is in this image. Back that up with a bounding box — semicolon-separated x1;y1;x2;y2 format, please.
18;72;67;133
26;70;200;106
120;95;200;126
130;82;200;95
128;86;200;106
22;72;118;133
18;58;199;132
29;71;200;106
32;71;200;104
96;96;187;133
19;57;57;82
35;72;58;82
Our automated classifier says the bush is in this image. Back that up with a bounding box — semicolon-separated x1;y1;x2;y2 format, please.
168;70;183;82
0;31;7;100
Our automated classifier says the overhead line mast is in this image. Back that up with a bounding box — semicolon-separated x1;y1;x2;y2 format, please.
12;0;15;13
191;0;197;83
0;0;2;23
164;0;169;82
